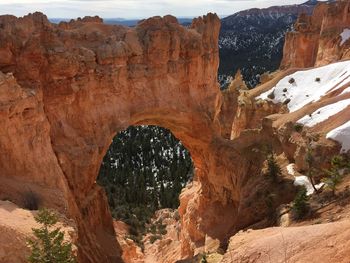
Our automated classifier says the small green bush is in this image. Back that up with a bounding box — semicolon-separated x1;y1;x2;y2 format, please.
27;208;76;263
201;254;208;263
288;78;295;84
294;123;304;133
267;90;275;99
291;187;309;220
283;98;291;105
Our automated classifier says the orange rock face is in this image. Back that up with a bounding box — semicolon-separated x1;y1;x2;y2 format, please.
281;1;350;69
221;220;350;263
0;12;256;263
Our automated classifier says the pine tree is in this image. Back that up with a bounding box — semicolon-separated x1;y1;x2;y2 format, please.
27;208;76;263
322;155;346;196
291;187;309;220
305;145;318;193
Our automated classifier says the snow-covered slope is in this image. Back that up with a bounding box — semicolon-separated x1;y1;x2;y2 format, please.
256;60;350;153
257;60;350;111
297;98;350;127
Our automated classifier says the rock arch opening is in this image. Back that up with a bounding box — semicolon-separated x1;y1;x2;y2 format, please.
97;125;194;245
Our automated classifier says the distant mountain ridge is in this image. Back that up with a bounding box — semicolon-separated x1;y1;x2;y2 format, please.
49;17;193;27
218;0;326;88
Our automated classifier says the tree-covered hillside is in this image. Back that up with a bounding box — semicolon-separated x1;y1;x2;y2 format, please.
218;0;318;88
97;126;193;238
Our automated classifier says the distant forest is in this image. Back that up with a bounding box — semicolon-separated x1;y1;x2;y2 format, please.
97;126;193;237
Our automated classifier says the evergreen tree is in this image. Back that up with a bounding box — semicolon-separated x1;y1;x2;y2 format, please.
322;155;347;196
305;145;318;193
266;150;281;181
27;208;76;263
291;187;309;220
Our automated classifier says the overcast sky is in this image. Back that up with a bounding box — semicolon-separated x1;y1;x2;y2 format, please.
0;0;318;19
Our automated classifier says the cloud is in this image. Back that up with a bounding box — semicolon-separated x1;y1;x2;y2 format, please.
0;0;309;18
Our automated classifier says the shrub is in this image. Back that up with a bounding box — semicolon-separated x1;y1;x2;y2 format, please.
201;254;208;263
288;78;295;84
283;88;288;92
321;155;347;196
266;152;281;181
294;123;304;133
283;98;291;105
27;208;76;263
23;190;40;211
322;168;343;196
330;155;349;169
267;90;275;99
315;77;321;82
291;187;309;220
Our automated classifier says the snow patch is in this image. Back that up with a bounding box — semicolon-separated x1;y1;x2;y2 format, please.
297;98;350;127
340;28;350;46
294;176;324;196
256;61;350;112
326;120;350;153
340;86;350;95
287;163;324;196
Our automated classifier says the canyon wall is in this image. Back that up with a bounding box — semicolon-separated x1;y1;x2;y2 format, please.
281;0;350;69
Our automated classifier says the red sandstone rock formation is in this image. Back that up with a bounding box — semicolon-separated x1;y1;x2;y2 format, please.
281;0;350;69
2;1;349;262
0;11;295;262
0;11;259;263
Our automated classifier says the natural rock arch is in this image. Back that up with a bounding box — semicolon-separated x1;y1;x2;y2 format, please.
0;12;271;262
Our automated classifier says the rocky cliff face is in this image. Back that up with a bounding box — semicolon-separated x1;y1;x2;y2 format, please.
281;0;350;69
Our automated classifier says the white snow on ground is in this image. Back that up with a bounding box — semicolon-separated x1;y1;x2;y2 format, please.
286;163;324;196
297;98;350;127
257;61;350;112
294;176;324;196
286;163;295;176
340;28;350;46
326;120;350;153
